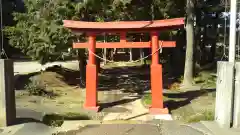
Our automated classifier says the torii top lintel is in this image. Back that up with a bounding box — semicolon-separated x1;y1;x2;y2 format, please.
63;18;184;32
63;18;184;49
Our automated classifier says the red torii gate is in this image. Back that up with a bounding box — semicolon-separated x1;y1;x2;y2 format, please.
63;18;184;114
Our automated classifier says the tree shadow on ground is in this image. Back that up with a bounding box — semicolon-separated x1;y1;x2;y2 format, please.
99;96;141;111
98;65;177;94
13;118;43;125
45;66;81;86
13;113;90;126
14;114;90;127
98;65;151;94
13;114;90;126
14;65;179;100
42;113;91;127
42;65;151;94
163;89;216;112
42;113;90;121
43;65;177;95
14;65;178;95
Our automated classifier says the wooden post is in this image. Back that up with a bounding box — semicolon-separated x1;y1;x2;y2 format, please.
215;61;234;128
103;48;107;65
96;49;101;74
0;59;16;126
140;48;144;64
129;49;133;61
139;37;144;64
103;33;107;65
149;31;168;114
139;34;144;64
85;33;99;111
234;62;240;128
229;0;237;63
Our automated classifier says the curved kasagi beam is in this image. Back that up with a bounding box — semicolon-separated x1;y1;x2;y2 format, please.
63;18;184;31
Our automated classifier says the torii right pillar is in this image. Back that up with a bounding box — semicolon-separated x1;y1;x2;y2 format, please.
150;31;169;114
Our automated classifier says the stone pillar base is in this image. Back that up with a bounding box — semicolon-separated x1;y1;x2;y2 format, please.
149;107;169;114
83;105;100;112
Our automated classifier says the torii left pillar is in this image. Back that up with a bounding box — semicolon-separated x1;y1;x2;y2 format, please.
84;33;99;111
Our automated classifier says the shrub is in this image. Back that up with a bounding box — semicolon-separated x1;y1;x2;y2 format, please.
24;81;47;96
187;110;214;123
24;80;58;98
43;113;91;127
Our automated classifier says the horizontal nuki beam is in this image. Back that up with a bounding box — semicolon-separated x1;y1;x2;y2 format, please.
73;41;176;48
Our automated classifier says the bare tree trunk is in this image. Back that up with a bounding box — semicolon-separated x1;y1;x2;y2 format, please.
209;13;219;63
195;8;202;69
139;36;145;64
77;49;86;88
107;49;114;61
103;48;107;65
129;48;133;61
103;33;107;65
140;49;144;64
96;49;101;73
183;0;195;86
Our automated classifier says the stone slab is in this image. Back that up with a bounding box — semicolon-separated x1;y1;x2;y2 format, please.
0;59;16;126
201;121;240;135
234;62;240;128
215;61;234;128
154;114;173;120
75;124;161;135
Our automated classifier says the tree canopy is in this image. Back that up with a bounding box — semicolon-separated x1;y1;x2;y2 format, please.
3;0;225;67
4;0;77;63
4;0;187;64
